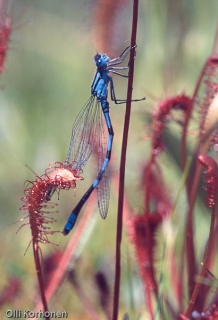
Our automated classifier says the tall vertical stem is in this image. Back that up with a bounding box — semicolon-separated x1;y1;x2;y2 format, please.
33;242;50;320
112;1;139;319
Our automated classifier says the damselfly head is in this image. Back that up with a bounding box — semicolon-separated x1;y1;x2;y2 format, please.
94;53;109;69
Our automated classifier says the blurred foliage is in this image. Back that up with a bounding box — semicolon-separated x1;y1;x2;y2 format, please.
0;0;218;318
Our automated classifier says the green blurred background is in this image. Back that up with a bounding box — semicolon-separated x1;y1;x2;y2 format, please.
0;0;218;318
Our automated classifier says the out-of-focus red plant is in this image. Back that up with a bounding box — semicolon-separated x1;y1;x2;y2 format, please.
127;162;173;315
124;43;218;320
95;271;111;319
0;0;12;73
17;162;83;318
93;0;128;55
0;276;21;306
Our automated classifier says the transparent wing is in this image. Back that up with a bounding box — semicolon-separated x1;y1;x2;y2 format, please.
97;165;110;219
46;97;99;201
66;95;110;219
96;111;110;219
65;96;100;170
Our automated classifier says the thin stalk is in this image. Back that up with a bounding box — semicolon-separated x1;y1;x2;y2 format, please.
33;194;96;318
185;156;202;296
181;58;208;172
33;242;50;320
184;199;217;318
182;58;209;297
112;0;139;319
112;170;138;319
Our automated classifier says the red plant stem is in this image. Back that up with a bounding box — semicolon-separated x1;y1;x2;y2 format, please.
33;194;96;318
182;58;209;298
184;192;217;318
113;169;155;319
144;155;155;214
112;1;139;319
181;61;208;295
144;156;159;311
141;157;155;317
33;242;50;320
184;156;202;297
181;58;207;170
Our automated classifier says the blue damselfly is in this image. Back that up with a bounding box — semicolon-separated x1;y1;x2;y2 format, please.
63;46;144;235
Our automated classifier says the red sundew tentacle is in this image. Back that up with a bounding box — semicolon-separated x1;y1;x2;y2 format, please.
199;56;218;139
127;212;162;302
185;116;218;300
138;163;172;299
141;162;173;218
16;162;83;315
198;154;218;209
200;94;218;156
200;296;218;320
192;302;218;319
19;162;83;245
186;55;218;158
182;56;218;170
151;94;192;154
144;94;191;215
182;56;218;299
134;160;173;308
